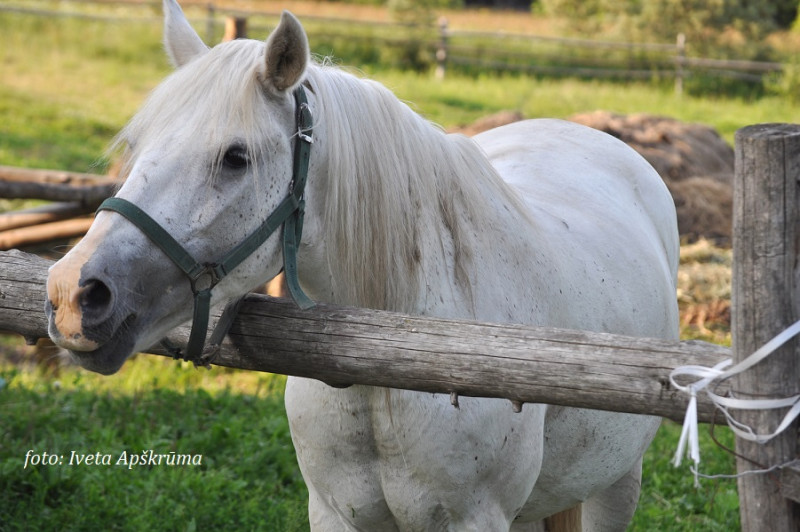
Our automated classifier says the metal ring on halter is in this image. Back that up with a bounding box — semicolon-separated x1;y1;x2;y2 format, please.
188;264;221;294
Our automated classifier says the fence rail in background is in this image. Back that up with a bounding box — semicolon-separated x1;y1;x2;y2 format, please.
0;0;786;94
436;19;783;93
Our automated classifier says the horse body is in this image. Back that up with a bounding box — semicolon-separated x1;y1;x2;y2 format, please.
45;2;679;530
287;112;677;529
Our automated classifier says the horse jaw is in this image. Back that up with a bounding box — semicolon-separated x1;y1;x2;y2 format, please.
163;0;209;67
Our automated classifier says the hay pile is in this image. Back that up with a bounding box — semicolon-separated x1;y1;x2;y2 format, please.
677;238;732;341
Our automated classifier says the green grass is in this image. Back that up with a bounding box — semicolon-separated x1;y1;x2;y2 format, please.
2;7;800;175
2;350;741;531
0;357;309;531
0;4;771;530
0;85;118;171
373;70;800;144
0;9;168;172
634;421;740;531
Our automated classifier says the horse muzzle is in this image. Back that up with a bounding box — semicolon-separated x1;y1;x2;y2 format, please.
45;239;147;374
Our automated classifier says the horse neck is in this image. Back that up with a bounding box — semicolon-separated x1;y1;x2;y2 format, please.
300;66;522;316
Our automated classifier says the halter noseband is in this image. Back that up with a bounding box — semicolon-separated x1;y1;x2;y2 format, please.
96;86;315;364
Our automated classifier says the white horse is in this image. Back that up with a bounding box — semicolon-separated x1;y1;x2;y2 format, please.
46;1;679;530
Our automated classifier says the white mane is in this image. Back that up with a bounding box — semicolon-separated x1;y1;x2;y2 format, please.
304;64;526;312
114;38;527;313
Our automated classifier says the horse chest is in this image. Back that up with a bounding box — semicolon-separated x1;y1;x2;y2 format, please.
286;379;546;528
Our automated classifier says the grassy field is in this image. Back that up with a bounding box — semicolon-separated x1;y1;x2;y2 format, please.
0;3;778;530
1;350;740;531
2;4;800;174
1;356;310;531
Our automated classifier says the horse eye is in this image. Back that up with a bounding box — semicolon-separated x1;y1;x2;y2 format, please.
222;146;249;170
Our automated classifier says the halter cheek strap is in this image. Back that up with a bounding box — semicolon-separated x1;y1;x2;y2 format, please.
96;86;315;364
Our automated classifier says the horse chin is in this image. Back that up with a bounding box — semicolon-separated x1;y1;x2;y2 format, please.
66;329;138;375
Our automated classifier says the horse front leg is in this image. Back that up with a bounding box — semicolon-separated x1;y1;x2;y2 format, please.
306;482;400;532
579;459;644;532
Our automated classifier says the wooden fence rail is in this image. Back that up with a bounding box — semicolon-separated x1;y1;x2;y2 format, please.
0;249;731;424
435;20;783;92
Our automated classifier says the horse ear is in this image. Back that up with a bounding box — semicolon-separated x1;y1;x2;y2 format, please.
262;11;309;94
163;0;209;68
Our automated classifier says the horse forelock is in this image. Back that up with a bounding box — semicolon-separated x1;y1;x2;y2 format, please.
304;65;524;313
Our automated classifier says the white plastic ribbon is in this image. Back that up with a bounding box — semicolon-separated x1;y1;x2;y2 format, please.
670;319;800;486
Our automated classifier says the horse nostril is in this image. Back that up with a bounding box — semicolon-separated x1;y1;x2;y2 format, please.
80;279;113;313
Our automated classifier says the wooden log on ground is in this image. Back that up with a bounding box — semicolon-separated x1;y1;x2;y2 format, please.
0;180;117;204
0;202;90;232
0;165;113;186
0;217;94;250
0;249;731;423
732;124;800;529
0;165;119;205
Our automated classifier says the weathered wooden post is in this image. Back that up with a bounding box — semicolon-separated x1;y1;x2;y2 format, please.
435;17;448;81
733;124;800;531
223;16;247;42
206;3;215;44
674;33;685;96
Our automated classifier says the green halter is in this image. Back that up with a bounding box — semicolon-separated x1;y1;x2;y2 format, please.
96;86;315;364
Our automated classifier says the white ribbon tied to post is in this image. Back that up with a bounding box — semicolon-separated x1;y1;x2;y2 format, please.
670;319;800;486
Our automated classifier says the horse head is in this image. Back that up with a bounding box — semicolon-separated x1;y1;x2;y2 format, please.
46;0;317;374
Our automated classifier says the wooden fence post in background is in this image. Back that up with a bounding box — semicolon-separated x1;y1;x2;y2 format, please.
733;124;800;531
435;17;448;81
674;33;686;96
206;3;215;44
223;16;247;41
